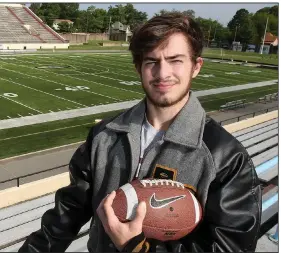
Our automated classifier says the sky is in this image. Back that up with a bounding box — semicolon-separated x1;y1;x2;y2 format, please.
79;3;276;26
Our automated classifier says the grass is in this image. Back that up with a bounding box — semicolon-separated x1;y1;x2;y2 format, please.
203;48;278;65
0;53;277;120
199;85;278;110
0;110;124;159
0;52;278;159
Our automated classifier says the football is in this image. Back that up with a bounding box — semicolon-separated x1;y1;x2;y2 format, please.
112;179;202;241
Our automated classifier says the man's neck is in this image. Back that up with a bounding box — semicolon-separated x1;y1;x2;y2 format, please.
146;93;189;131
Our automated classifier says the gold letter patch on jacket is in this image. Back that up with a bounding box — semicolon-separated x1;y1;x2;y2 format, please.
152;164;177;180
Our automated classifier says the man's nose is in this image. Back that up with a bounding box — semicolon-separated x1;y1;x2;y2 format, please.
153;60;172;80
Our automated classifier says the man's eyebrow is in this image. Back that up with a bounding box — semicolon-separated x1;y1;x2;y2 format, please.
143;54;186;61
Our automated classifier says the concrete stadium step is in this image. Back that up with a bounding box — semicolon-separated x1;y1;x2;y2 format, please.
0;193;55;220
0;216;90;251
261;194;278;224
236;123;278;142
0;202;54;233
232;119;278;138
247;136;278;156
251;146;278;167
241;129;278;148
259;164;278;182
0;191;90;250
255;157;278;176
0;231;90;252
66;235;89;252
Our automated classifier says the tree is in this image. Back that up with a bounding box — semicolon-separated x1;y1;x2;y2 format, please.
58;3;79;21
38;3;61;27
227;9;256;45
29;3;41;14
252;12;278;44
154;8;195;18
269;5;278;17
107;4;147;30
57;21;72;33
182;10;195;18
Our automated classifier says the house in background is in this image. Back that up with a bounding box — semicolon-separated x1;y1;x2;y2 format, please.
109;21;132;42
260;32;278;54
53;19;74;31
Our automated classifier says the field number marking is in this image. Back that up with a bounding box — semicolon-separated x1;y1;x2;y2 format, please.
3;93;18;98
225;72;240;75
56;86;90;91
198;74;215;78
120;81;141;86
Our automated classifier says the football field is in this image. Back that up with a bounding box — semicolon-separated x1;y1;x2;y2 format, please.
0;52;278;159
0;53;278;120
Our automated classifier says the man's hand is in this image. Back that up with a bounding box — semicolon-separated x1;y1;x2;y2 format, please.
97;191;147;251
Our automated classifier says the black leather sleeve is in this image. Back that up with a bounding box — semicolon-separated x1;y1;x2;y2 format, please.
18;126;97;252
181;149;262;252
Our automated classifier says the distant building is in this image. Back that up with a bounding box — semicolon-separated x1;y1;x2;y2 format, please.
53;19;74;31
260;32;278;54
109;21;132;42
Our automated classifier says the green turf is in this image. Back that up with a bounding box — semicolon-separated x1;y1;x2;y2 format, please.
203;48;278;65
0;52;276;120
199;85;278;110
0;110;124;159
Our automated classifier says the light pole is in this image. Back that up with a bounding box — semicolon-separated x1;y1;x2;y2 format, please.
108;16;112;37
233;25;238;42
213;22;217;41
260;16;269;54
207;25;211;47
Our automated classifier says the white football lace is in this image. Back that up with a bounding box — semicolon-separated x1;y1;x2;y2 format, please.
140;179;184;189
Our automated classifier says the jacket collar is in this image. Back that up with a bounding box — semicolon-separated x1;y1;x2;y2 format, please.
106;91;206;149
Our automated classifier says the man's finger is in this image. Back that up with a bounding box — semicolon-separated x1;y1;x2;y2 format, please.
103;191;119;222
131;201;146;226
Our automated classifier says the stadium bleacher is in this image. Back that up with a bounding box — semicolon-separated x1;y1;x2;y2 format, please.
0;111;278;252
0;4;66;44
0;6;40;43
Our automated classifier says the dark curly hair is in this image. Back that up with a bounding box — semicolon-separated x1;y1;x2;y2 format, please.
129;13;203;67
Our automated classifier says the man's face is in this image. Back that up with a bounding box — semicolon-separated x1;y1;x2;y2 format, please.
139;33;203;107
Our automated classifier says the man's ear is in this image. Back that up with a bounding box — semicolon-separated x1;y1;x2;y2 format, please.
192;57;203;79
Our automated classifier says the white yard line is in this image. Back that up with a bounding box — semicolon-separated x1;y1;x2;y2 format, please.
202;65;275;81
0;64;120;102
12;57;143;95
75;56;137;75
3;59;134;99
0;122;94;141
0;77;91;107
0;95;42;114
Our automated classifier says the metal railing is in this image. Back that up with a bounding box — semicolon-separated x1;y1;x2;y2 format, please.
0;163;68;187
218;106;278;126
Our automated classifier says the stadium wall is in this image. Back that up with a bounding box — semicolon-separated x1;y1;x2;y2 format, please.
59;33;109;45
0;43;69;50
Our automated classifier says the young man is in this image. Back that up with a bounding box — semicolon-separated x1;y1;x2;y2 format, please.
19;14;261;252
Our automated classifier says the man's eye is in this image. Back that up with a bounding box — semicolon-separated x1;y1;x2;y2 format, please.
146;61;156;65
171;60;182;63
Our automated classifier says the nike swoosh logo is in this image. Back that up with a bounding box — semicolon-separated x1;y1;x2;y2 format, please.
150;193;186;209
